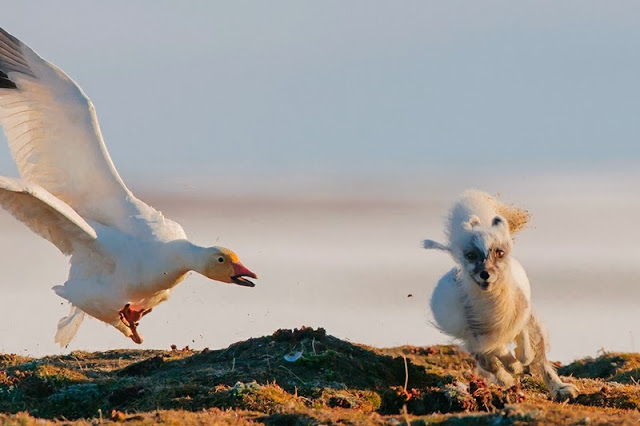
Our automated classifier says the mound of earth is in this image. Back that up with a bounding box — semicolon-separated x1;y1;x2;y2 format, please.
0;328;639;424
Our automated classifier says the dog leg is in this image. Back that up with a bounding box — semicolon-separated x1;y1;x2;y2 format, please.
495;345;523;375
534;360;579;402
527;315;579;401
475;352;516;388
515;328;535;366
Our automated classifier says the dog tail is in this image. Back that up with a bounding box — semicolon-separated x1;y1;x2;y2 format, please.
422;239;450;252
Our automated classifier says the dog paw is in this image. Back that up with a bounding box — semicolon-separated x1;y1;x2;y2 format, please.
494;372;516;389
505;360;524;375
551;383;579;402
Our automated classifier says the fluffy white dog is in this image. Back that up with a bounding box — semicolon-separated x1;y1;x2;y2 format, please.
424;190;578;401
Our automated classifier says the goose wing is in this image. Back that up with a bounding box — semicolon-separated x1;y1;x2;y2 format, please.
0;176;97;255
0;27;160;236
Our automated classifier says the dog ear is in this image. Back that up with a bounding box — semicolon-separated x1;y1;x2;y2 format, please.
492;216;509;232
422;239;450;252
463;215;481;230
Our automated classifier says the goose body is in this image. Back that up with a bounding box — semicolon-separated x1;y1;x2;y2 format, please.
0;27;257;346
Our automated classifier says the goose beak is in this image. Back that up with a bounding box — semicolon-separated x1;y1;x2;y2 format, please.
231;262;258;287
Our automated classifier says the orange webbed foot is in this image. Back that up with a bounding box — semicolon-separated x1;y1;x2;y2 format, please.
118;303;152;344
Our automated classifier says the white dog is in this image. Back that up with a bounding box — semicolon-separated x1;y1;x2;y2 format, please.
424;190;578;401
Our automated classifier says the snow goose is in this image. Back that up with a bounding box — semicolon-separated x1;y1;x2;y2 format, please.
0;27;258;346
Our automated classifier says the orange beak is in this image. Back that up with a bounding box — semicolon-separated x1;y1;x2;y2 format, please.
231;262;258;287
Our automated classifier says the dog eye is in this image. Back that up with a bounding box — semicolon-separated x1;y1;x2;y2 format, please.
495;249;505;258
465;252;477;261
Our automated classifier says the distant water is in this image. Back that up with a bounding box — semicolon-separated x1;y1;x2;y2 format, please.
0;172;638;363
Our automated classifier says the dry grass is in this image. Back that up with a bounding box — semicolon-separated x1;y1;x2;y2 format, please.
1;328;640;424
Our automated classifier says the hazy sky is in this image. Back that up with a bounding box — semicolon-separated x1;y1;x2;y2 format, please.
1;3;639;359
1;2;639;187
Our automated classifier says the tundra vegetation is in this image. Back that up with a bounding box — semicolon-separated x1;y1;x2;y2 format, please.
0;327;638;425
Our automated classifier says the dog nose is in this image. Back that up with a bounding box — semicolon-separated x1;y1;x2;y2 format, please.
479;270;490;280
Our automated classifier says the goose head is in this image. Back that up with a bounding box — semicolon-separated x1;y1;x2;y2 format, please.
203;247;258;287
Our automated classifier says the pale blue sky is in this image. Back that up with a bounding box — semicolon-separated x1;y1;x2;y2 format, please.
2;2;639;186
1;2;640;358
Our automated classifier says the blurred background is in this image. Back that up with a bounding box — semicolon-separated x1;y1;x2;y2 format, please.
0;1;638;362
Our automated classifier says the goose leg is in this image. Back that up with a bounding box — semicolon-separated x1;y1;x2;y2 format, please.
118;303;152;344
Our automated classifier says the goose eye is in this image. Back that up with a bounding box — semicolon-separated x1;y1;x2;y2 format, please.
465;252;477;261
218;257;224;263
496;249;505;258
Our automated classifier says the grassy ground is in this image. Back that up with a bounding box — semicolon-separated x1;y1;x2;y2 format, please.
1;327;639;425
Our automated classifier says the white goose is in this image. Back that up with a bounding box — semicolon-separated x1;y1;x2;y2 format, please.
0;27;258;347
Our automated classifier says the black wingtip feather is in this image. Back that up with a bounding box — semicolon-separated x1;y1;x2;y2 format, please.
0;70;17;89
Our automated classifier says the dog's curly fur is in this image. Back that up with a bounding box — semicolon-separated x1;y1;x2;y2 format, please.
424;190;578;401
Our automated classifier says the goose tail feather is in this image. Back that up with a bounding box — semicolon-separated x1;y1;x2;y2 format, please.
55;305;85;347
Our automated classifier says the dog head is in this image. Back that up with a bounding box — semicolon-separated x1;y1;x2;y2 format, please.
454;215;513;291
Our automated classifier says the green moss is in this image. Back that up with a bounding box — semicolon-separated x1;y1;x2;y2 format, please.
206;382;306;414
574;381;640;410
610;368;640;384
317;388;382;411
559;352;640;380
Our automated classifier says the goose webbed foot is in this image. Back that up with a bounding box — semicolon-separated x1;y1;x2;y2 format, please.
118;303;152;344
